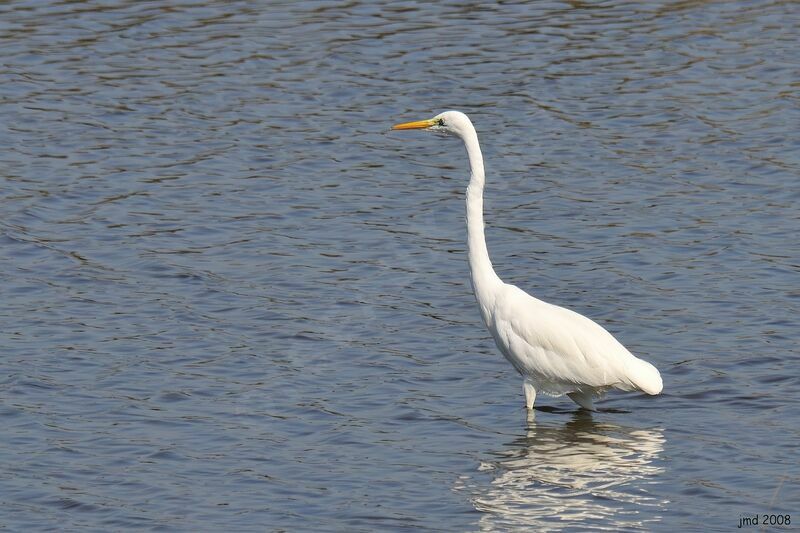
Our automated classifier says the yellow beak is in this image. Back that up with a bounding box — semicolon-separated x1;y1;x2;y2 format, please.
392;118;436;130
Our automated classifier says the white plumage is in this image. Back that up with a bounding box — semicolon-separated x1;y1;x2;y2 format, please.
393;110;662;411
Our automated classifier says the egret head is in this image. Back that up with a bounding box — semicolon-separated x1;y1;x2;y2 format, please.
392;110;474;139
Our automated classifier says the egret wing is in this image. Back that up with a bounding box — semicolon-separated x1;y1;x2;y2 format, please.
490;284;643;392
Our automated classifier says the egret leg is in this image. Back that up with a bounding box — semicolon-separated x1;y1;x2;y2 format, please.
523;380;537;410
567;390;596;411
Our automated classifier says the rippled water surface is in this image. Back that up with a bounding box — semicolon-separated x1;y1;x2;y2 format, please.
2;1;799;531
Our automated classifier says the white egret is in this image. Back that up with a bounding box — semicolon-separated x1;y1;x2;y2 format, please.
393;111;662;411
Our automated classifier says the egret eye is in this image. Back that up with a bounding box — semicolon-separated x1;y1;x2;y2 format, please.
437;118;445;126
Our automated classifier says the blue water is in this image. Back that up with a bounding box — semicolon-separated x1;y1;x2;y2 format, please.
1;1;798;531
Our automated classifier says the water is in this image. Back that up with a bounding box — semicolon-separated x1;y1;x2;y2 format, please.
1;1;798;530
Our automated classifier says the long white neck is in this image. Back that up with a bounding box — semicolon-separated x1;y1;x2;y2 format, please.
461;124;503;308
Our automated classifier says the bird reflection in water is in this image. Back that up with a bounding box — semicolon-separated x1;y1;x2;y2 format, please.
457;412;666;531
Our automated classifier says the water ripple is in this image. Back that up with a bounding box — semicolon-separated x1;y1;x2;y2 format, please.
1;0;798;530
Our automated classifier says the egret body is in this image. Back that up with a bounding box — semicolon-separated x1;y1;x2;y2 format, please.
393;111;662;411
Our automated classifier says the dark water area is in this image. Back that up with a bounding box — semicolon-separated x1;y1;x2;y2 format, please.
1;1;798;531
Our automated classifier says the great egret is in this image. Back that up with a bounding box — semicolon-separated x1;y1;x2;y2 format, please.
393;111;662;411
